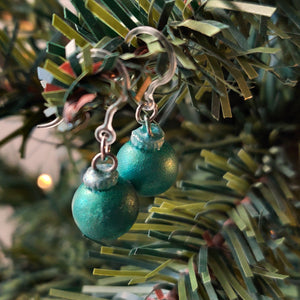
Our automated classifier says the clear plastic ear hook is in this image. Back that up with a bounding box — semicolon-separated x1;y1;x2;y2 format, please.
125;26;177;116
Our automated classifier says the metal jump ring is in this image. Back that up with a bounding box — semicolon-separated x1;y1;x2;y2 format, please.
99;134;108;161
135;103;158;124
91;152;118;172
94;127;114;144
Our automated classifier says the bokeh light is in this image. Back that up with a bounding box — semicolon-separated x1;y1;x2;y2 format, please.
37;174;53;191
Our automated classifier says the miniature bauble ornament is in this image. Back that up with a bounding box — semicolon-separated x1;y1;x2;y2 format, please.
72;166;139;242
117;123;178;196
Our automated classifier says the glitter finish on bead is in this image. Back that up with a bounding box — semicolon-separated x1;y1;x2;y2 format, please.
72;177;139;242
130;123;165;150
117;124;178;196
83;166;119;190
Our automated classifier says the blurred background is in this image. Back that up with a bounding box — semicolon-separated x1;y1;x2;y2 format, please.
0;0;73;258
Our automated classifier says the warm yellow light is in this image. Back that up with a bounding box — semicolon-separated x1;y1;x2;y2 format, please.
37;174;53;190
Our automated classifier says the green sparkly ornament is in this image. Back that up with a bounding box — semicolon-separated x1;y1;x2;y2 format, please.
117;123;178;196
71;166;139;242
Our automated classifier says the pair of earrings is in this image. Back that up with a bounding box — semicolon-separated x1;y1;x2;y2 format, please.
72;110;178;242
40;27;178;242
72;27;179;242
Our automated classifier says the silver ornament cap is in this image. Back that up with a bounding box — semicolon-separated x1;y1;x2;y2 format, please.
130;123;165;150
83;166;119;190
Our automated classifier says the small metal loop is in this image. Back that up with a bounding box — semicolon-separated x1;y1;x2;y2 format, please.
140;100;157;112
100;134;108;161
94;126;114;144
94;123;117;146
135;103;158;124
91;152;118;172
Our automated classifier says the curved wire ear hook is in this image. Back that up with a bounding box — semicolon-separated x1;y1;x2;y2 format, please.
125;26;177;110
85;48;130;146
37;49;130;141
37;116;64;129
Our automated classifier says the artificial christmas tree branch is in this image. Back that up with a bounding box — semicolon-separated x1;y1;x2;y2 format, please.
0;1;299;299
38;0;299;126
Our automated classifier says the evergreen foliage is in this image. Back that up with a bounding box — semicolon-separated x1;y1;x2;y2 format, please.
0;0;299;299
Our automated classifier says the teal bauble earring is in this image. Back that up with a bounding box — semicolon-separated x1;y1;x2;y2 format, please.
117;122;178;196
72;160;139;242
118;26;178;196
70;48;139;242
